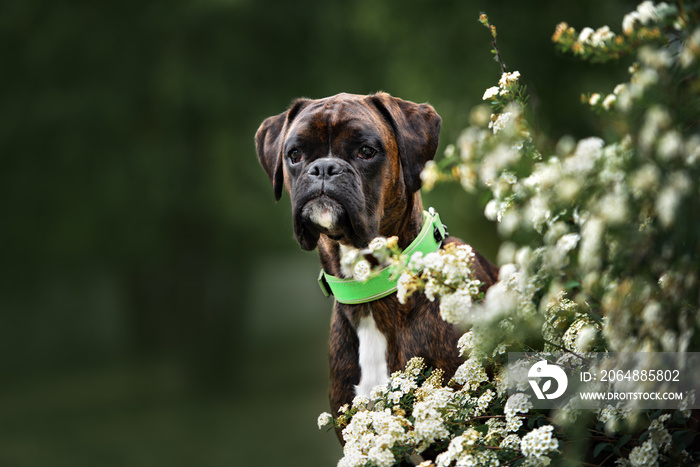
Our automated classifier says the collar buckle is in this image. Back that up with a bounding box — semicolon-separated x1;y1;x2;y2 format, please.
318;269;332;297
429;207;448;246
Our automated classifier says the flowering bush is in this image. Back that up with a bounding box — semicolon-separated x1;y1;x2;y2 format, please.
320;2;700;465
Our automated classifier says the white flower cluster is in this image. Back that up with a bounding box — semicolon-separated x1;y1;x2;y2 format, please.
339;409;405;467
505;392;533;415
452;356;489;392
398;244;483;325
627;439;658;467
595;404;633;434
520;425;559;462
317;411;333;429
332;359;454;465
483;71;522;136
622;1;672;35
433;428;499;467
504;393;532;433
456;331;474;357
616;413;674;466
562;315;600;353
335;360;425;467
489;112;513;135
551;1;681;77
413;386;454;446
482;71;521;101
329;354;565;467
577;24;615;48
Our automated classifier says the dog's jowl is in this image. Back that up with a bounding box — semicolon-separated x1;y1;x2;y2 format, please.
255;92;499;441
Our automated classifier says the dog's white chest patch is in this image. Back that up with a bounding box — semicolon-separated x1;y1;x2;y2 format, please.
354;313;390;398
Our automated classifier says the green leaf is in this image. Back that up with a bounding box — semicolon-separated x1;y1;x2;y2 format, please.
475;423;489;434
672;430;695;454
593;442;612;458
614;434;632;454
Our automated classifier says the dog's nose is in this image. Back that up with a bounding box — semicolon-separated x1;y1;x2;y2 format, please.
307;158;343;179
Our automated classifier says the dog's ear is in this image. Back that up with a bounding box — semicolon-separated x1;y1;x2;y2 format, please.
369;92;441;193
255;99;310;201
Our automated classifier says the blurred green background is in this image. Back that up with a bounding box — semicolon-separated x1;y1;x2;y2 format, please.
1;1;634;465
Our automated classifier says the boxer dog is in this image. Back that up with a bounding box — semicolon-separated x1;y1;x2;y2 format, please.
255;92;498;428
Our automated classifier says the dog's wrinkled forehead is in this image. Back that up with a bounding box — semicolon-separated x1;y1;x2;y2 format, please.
285;94;391;152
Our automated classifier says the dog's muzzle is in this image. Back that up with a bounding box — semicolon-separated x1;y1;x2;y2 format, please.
292;158;370;250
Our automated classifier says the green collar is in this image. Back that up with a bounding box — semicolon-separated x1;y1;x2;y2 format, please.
317;208;447;305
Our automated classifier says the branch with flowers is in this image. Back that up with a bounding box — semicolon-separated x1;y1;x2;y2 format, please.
319;2;700;466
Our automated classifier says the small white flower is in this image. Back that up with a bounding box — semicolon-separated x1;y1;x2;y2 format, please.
483;86;500;100
422;251;444;270
396;272;413;305
499;70;521;87
457;331;475;357
557;233;580;254
623;11;640;35
567;137;604;173
421;160;440;191
630;163;660;197
453;357;489;390
597;192;628;226
439;287;474;324
368;237;387;252
680;28;700;68
489;112;513;134
408;251;425;270
369;384;387;400
575;325;598;352
657;130;682;160
473;389;495;416
578;27;594;43
351;395;368;409
603;94;616;110
484;199;499;221
656;172;691;227
579;217;604;272
637;1;659;24
353;260;371;282
506;413;523;432
591;26;614;47
340;247;360;276
388;391;402;405
317;412;333;429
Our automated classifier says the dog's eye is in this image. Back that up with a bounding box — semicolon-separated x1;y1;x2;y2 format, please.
358;145;376;160
287;148;302;164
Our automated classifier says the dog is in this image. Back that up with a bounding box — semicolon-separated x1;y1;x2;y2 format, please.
255;92;499;430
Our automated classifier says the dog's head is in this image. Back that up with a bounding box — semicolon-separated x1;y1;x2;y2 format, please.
255;92;441;251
